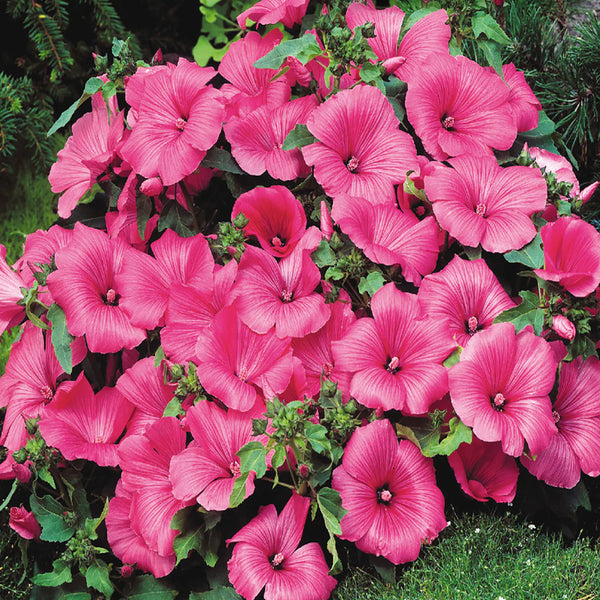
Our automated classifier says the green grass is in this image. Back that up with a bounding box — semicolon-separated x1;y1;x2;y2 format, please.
333;511;600;600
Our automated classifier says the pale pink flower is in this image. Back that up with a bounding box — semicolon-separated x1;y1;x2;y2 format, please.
227;493;337;600
332;419;447;564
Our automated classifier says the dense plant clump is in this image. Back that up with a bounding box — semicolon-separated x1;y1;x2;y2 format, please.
1;0;600;598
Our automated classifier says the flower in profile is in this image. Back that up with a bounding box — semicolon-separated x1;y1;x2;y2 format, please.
448;322;558;457
237;0;310;29
425;154;547;253
418;255;516;348
332;283;454;414
521;356;600;488
0;244;26;335
302;85;418;204
406;54;517;160
120;58;224;186
9;507;41;541
534;216;600;297
227;493;337;600
448;436;519;503
495;63;541;132
332;419;447;564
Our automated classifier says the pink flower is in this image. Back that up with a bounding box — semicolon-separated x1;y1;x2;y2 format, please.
227;493;337;600
332;419;447;564
521;356;600;488
9;507;41;540
302;85;418;204
0;244;25;335
552;314;577;340
237;0;310;28
406;54;517;160
534;217;600;297
46;223;147;354
418;255;516;348
448;436;519;503
120;58;224;186
232;187;307;258
448;322;558;457
332;283;454;414
497;63;541;132
425;154;547;253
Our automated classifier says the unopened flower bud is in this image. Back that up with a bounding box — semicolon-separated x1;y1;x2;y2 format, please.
552;314;576;340
121;565;133;578
320;200;333;241
140;177;163;196
298;464;310;478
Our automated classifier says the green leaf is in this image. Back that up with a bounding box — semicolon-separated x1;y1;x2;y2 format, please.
402;5;441;33
126;575;178;599
0;479;18;511
556;198;572;216
30;494;76;542
383;75;407;98
158;201;196;237
47;303;75;374
112;38;128;57
282;123;315;151
477;38;504;77
173;526;204;566
472;12;512;45
253;33;322;69
442;346;462;368
325;528;343;575
494;290;544;334
504;233;544;269
200;147;244;174
311;239;336;268
463;245;482;260
237;441;268;478
358;271;385;297
305;422;331;454
136;194;153;240
387;97;405;123
317;487;347;537
85;562;113;599
33;559;72;587
520;111;556;138
189;587;242;600
421;417;472;458
154;347;166;368
36;464;57;489
163;397;185;418
229;472;250;508
271;444;286;470
359;62;384;92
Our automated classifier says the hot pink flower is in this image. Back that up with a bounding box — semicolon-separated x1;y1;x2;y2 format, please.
120;58;224;186
0;244;25;335
237;0;310;28
46;223;147;354
425;154;547;253
332;283;454;414
331;193;439;285
552;314;577;340
534;217;600;297
227;493;337;600
332;419;447;564
232;186;307;258
448;436;519;503
235;245;329;339
521;356;600;488
418;255;516;348
448;322;558;457
302;85;418;204
496;63;541;132
406;54;517;160
345;4;450;84
9;507;41;541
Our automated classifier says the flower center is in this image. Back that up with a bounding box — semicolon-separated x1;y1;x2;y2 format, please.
282;288;293;303
377;487;393;504
40;385;54;401
467;316;479;335
322;362;334;377
230;460;241;477
104;288;119;306
441;115;455;130
175;117;187;131
476;203;487;217
386;356;401;374
491;392;506;411
552;410;561;424
271;235;285;248
271;552;285;569
94;435;105;444
237;367;249;383
346;155;360;172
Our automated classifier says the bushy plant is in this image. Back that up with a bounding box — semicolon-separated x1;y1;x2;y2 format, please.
1;0;600;598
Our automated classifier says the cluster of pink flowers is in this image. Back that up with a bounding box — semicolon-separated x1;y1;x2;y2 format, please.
2;0;600;598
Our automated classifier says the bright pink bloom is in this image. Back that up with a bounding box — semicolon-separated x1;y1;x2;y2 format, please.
237;0;310;28
320;200;333;241
332;283;454;414
449;322;558;457
331;193;439;285
534;216;600;297
195;305;293;411
448;436;518;503
521;356;600;488
9;507;41;540
49;92;124;218
219;30;291;119
225;96;318;181
332;419;446;564
425;154;547;253
120;58;224;186
302;85;418;204
345;4;450;83
170;400;265;510
227;493;337;600
39;373;134;466
232;187;307;258
406;54;517;160
552;314;577;340
418;255;516;348
0;245;25;335
46;223;147;354
498;63;541;132
235;245;329;338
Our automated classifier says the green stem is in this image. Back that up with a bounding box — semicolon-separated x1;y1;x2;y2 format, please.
179;181;201;233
